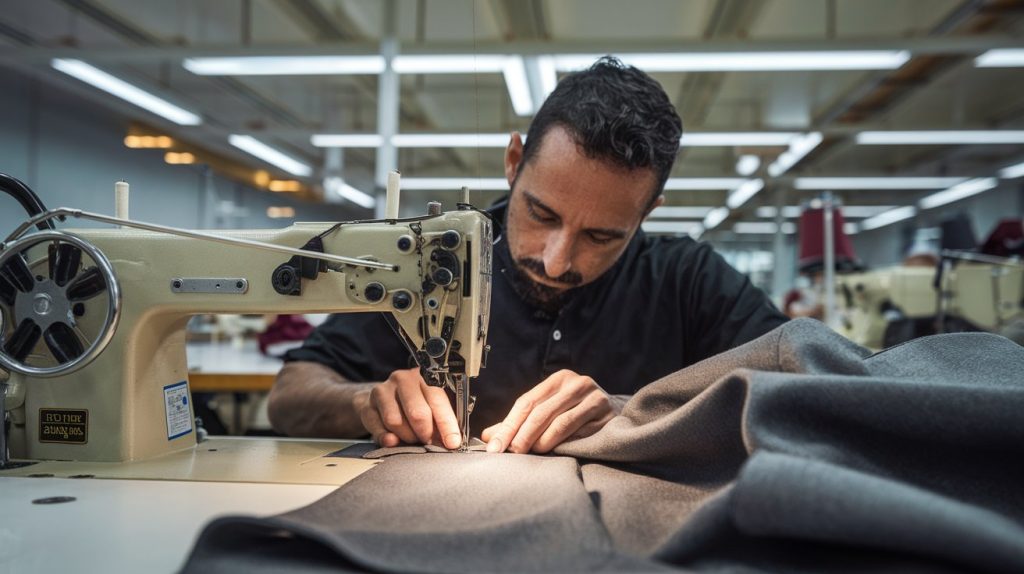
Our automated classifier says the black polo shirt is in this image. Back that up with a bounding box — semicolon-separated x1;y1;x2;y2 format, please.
285;199;788;432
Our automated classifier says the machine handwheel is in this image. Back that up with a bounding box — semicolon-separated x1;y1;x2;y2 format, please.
0;231;121;377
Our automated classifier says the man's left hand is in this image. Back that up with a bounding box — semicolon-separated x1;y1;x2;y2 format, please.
481;369;619;454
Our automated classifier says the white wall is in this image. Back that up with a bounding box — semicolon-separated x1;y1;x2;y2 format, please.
0;67;357;235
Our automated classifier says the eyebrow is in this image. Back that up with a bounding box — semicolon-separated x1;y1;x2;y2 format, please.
523;190;629;240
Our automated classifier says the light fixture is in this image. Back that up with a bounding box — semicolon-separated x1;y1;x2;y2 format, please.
164;152;195;165
767;132;823;177
844;222;860;235
756;206;804;219
664;178;747;190
735;155;761;176
254;170;271;187
553;51;911;72
229;135;312;177
324;177;375;209
391;134;511;148
391;55;510;74
856;131;1024;145
124;135;174;149
267;206;296;219
269;180;302;192
975;49;1024;68
310;134;384;148
794;176;966;189
733;222;797;234
52;59;201;126
682;133;798;147
183;56;385;75
502;56;534;116
726;179;765;209
859;206;917;231
918;177;998;210
400;178;509;191
641;221;704;236
536;56;558;100
649;206;715;218
999;161;1024;179
702;206;730;230
757;205;899;218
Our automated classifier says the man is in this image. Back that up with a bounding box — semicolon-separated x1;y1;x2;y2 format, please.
268;57;787;454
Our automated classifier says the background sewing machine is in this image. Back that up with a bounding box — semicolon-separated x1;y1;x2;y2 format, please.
0;173;492;571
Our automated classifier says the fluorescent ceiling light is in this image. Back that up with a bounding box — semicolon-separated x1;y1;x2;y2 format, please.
702;206;730;230
502;56;534;116
681;133;798;147
664;178;746;190
856;131;1024;145
726;179;765;210
756;205;900;219
649;206;715;219
400;177;509;191
392;55;509;74
767;132;822;177
756;206;804;219
1000;161;1024;179
859;206;917;231
794;176;966;189
392;133;511;148
554;51;910;72
844;222;860;235
324;177;375;209
733;222;797;234
735;155;761;176
52;59;201;126
229;135;312;177
975;49;1024;67
183;56;385;75
536;56;558;100
311;134;384;147
918;177;998;210
641;221;704;236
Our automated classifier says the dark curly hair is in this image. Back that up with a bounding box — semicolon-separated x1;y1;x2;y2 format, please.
520;56;683;210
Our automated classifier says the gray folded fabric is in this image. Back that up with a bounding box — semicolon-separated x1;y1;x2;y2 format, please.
181;319;1024;573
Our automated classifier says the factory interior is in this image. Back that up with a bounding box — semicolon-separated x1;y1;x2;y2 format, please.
2;1;1024;573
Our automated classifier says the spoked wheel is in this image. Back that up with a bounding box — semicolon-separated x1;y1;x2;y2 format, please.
0;231;120;377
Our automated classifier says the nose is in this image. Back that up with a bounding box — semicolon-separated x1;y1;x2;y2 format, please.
542;230;574;279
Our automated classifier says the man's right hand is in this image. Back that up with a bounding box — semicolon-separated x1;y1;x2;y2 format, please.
354;368;462;449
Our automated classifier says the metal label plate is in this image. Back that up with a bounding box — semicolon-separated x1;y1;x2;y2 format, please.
39;408;89;444
170;278;248;294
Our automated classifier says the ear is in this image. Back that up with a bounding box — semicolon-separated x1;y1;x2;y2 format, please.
643;194;665;220
504;131;524;187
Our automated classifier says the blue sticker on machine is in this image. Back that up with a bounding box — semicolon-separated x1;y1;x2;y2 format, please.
163;381;193;440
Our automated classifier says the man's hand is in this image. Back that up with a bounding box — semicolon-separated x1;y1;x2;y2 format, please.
354;368;462;450
481;370;618;454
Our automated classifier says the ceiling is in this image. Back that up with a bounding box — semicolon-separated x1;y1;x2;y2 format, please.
2;0;1024;240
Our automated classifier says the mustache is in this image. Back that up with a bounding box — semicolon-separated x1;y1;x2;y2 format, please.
516;257;583;286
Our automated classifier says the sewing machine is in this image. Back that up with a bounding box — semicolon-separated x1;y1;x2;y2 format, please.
0;173;493;482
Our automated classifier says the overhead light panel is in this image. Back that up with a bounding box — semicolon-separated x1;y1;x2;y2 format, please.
311;134;384;148
536;56;558;101
183;56;385;75
859;206;917;231
502;56;534;116
1000;161;1024;179
767;132;822;177
726;179;765;209
856;131;1024;145
735;155;761;176
392;133;511;148
125;135;174;148
229;135;312;177
756;206;804;219
733;222;796;234
844;222;860;235
52;59;201;126
794;176;966;189
649;206;715;219
975;49;1024;68
164;152;195;165
702;206;730;230
918;177;998;210
641;221;704;236
400;178;509;191
269;180;302;192
554;51;910;72
392;55;510;74
324;177;375;209
664;178;747;190
682;133;798;147
267;206;296;219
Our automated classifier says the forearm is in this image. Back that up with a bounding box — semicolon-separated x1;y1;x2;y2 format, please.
268;361;376;438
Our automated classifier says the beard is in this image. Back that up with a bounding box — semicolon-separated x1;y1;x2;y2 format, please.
506;256;583;315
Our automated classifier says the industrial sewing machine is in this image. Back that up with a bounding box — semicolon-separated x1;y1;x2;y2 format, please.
0;172;493;481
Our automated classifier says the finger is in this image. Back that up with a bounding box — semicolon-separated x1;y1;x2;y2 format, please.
532;392;612;453
424;385;461;449
358;401;401;447
370;385;418;444
507;386;590;454
484;373;567;453
395;374;436;445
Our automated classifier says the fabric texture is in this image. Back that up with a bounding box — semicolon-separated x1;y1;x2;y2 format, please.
182;319;1024;573
284;197;788;431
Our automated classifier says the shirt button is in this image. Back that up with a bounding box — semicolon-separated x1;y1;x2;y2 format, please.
552;330;562;341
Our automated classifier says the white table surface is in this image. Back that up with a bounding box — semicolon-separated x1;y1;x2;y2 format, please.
186;339;283;375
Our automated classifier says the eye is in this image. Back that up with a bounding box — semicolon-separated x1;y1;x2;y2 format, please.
586;232;616;245
527;201;557;224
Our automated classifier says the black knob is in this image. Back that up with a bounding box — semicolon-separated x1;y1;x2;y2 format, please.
271;264;298;295
424;337;447;358
441;230;461;250
431;267;454;286
392;290;413;311
364;282;386;303
396;236;413;252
